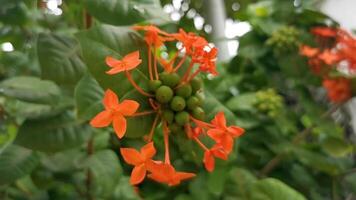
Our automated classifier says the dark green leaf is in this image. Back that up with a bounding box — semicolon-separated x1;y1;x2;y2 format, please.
15;111;91;152
0;145;39;185
0;76;61;104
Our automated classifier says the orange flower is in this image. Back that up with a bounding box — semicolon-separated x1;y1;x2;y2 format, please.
90;89;140;139
133;25;172;48
207;112;245;153
105;51;142;75
300;45;319;57
311;27;337;37
148;163;195;186
322;78;351;103
173;29;207;55
120;142;156;185
318;50;340;65
198;47;218;75
203;145;228;172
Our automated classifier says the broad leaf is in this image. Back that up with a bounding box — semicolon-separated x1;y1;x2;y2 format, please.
0;145;39;185
76;25;150;97
321;137;352;158
0;76;61;104
249;178;306;200
85;0;169;26
83;150;122;197
37;33;87;89
226;93;256;111
15;111;91;152
74;73;104;121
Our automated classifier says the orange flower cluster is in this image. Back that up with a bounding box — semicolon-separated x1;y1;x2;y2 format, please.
300;27;356;74
90;25;245;186
300;27;355;103
322;78;352;103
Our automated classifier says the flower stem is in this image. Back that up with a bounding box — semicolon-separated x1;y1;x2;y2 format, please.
193;137;209;151
131;110;156;117
182;61;194;80
163;122;171;164
147;45;154;80
186;69;200;82
153;47;159;79
125;71;153;97
147;114;160;142
173;54;187;72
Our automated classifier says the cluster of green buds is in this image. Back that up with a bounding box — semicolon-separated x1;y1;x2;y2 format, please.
149;72;204;134
254;88;283;117
266;26;301;54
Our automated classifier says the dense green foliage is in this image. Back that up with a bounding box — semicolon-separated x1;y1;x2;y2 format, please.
0;0;355;199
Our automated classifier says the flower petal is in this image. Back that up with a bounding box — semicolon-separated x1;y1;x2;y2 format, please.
227;126;245;137
221;135;234;154
212;112;226;129
117;100;140;116
123;51;142;71
203;151;215;172
105;56;122;68
207;128;224;142
113;115;127;139
106;66;126;75
120;148;143;165
103;89;119;110
90;111;112;127
140;142;156;160
130;164;147;185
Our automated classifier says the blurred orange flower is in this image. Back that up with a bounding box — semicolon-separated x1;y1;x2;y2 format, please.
148;163;195;186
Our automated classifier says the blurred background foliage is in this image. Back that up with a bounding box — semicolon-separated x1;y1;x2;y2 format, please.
0;0;355;200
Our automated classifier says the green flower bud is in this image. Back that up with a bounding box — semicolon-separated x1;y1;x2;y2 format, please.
156;86;173;103
162;110;174;124
169;123;183;133
160;72;180;88
191;107;205;120
190;77;203;93
148;80;162;92
170;96;186;111
176;84;192;98
175;111;190;126
187;96;201;110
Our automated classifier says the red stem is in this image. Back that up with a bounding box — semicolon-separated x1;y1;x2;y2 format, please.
163;122;171;164
193;137;209;151
131;110;156;117
147;114;160;142
173;54;187;72
153;47;159;79
125;71;153;97
147;45;154;80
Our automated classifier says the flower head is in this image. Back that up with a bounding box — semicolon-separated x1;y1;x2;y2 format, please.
120;142;156;185
148;163;195;186
323;78;351;103
203;145;228;172
207;112;245;153
90;89;140;138
106;51;142;74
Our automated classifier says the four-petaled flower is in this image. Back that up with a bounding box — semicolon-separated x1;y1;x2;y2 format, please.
207;112;245;153
90;89;139;139
105;51;142;74
148;163;196;186
120;142;156;185
203;144;228;172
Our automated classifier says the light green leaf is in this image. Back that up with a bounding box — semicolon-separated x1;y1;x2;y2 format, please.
83;150;122;198
0;76;61;104
0;145;39;185
85;0;169;25
226;93;256;111
74;73;104;121
321;137;352;158
204;90;237;124
14;111;91;152
76;25;149;97
249;178;306;200
37;33;87;89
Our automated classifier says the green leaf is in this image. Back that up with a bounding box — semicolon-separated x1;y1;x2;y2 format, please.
85;0;169;26
40;149;85;172
74;73;104;121
207;168;228;196
204;90;237;124
83;150;122;197
249;178;306;200
14;111;91;152
226;93;256;111
112;176;140;200
76;25;149;97
0;76;61;104
225;167;257;199
0;145;39;185
37;33;87;89
0;120;17;153
321;137;352;158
